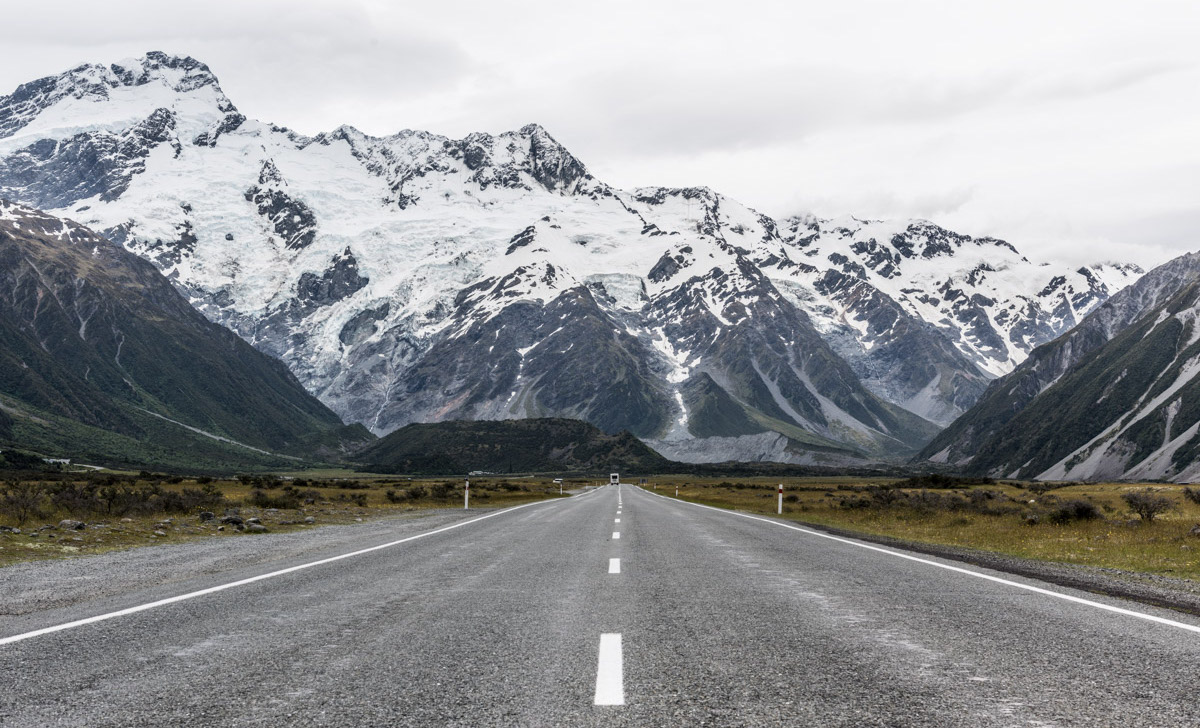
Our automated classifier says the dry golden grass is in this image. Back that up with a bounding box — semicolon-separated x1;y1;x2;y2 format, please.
642;478;1200;581
0;474;576;567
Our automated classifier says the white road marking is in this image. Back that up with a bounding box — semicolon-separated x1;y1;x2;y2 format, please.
637;488;1200;636
615;518;621;523
612;532;621;540
594;633;625;705
0;497;571;647
609;558;621;574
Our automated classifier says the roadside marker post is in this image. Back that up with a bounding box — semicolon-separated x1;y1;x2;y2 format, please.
465;479;470;510
778;484;783;514
675;485;678;497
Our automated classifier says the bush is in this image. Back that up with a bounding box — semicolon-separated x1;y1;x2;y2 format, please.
247;488;300;509
1;482;46;526
1123;490;1174;522
1183;487;1200;505
868;487;903;507
404;485;428;501
1047;499;1101;525
50;482;102;518
894;474;995;490
430;482;454;500
1027;482;1069;496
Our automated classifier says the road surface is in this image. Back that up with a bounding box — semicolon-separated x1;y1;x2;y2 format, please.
2;484;1199;726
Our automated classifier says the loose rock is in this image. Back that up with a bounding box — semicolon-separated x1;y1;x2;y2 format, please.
58;519;85;531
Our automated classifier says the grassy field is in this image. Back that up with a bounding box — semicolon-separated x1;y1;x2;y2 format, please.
0;473;584;567
639;476;1200;581
10;468;1200;582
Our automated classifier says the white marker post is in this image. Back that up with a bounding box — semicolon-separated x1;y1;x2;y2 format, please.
675;485;678;497
777;483;783;514
464;479;470;510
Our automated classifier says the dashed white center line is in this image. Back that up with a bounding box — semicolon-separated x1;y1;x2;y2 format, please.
594;633;625;705
609;558;621;574
612;532;621;540
615;518;621;523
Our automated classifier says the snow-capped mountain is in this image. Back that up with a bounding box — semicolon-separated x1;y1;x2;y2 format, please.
0;52;1141;462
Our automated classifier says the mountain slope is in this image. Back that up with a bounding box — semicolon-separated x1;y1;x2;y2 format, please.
937;280;1200;481
0;199;370;470
919;251;1200;468
356;418;673;475
0;52;1142;461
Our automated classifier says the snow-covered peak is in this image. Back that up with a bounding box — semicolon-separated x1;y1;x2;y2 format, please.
0;52;236;159
764;214;1142;375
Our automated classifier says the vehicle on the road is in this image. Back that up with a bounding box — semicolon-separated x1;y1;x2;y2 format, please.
610;473;620;485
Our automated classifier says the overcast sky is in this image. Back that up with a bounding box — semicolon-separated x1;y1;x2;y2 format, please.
2;0;1197;267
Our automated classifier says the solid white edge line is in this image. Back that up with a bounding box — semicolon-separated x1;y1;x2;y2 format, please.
0;494;579;647
594;633;625;705
636;487;1200;635
609;558;621;574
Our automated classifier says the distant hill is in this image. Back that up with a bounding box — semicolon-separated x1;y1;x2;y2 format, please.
0;200;372;471
355;418;674;475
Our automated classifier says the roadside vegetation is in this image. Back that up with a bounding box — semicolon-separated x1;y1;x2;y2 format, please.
0;470;578;566
642;476;1200;581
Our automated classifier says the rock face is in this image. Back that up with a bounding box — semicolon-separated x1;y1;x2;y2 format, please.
0;200;368;469
918;251;1200;481
0;52;1143;462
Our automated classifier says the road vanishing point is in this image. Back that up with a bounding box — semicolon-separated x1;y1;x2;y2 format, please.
3;484;1200;726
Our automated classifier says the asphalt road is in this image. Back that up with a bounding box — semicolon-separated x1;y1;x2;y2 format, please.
3;484;1200;726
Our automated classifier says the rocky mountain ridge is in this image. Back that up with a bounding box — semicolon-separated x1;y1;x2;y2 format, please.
919;251;1200;480
0;52;1143;463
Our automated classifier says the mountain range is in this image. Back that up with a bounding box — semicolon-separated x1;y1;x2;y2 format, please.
0;52;1145;465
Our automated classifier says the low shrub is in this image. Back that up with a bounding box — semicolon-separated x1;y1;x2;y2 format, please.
1123;490;1174;522
1;481;46;526
247;488;300;509
1047;499;1101;525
